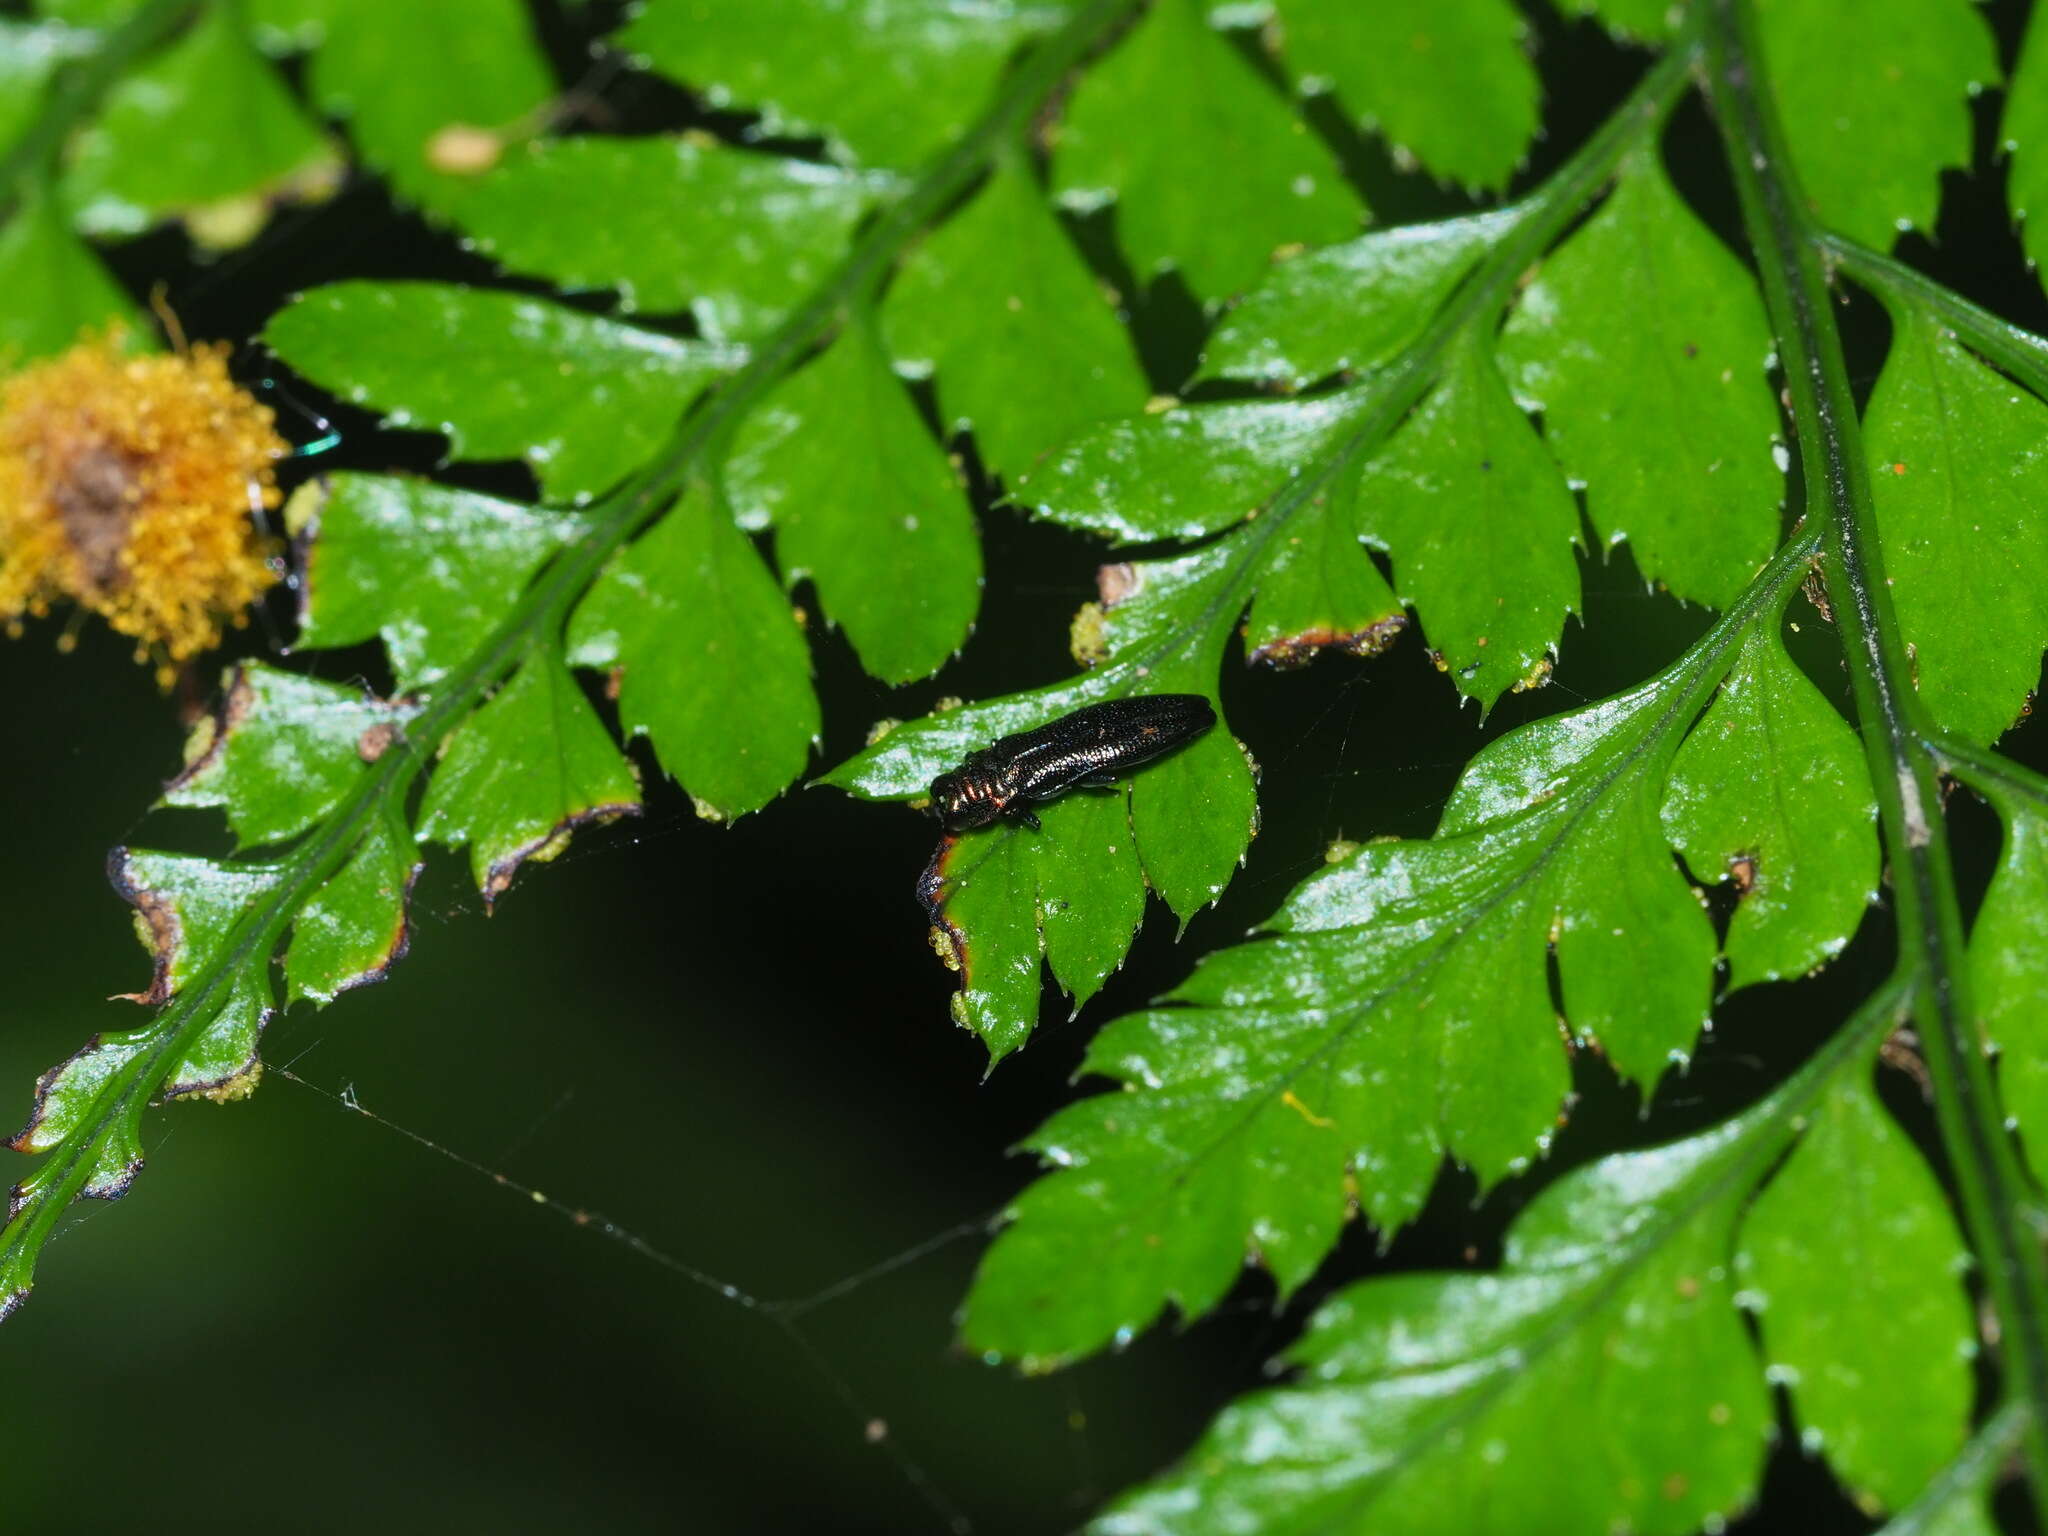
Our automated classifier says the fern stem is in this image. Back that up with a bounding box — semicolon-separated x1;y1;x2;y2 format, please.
0;0;1147;1312
0;0;201;216
1818;231;2048;401
1705;0;2048;1498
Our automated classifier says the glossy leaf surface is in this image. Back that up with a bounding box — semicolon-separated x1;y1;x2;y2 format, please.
291;473;586;690
453;136;888;339
1756;0;1995;248
265;283;743;504
567;478;819;819
1199;207;1523;388
1051;0;1362;300
1271;0;1540;191
957;555;1822;1365
725;320;980;683
161;663;420;848
1499;147;1782;609
1866;300;2048;744
1663;617;1878;988
62;2;337;240
1736;1068;1975;1513
416;652;642;902
1093;1074;1823;1535
885;157;1147;483
617;0;1059;169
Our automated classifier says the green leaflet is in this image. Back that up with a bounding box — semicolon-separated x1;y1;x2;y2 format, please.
1870;1404;2030;1536
566;478;820;820
2006;3;2048;295
923;783;1150;1062
1021;388;1374;544
617;0;1062;171
1555;0;1678;44
960;538;1831;1366
1498;146;1782;610
416;649;642;904
1663;614;1878;989
831;543;1256;1057
286;810;417;1007
291;473;586;692
1735;1066;1976;1515
452;136;891;341
61;1;338;241
1358;332;1582;703
282;0;556;214
1091;1046;1855;1536
1865;300;2048;745
0;19;92;161
1967;771;2048;1177
1270;0;1540;192
1199;206;1524;388
1754;0;1995;249
264;284;745;505
161;663;420;849
885;156;1148;485
0;184;143;362
724;318;981;684
1050;0;1362;301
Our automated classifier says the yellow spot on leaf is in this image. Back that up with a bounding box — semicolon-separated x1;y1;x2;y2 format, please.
1281;1090;1335;1129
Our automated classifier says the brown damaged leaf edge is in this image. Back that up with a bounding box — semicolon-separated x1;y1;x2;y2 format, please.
917;837;990;992
106;846;181;1006
162;664;258;792
6;1044;144;1209
159;1006;274;1104
1249;613;1409;670
333;857;426;998
481;803;641;910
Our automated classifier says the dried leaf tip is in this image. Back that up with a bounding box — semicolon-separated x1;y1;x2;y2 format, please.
0;330;288;684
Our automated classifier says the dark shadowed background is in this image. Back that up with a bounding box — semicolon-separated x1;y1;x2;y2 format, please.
3;1;2045;1531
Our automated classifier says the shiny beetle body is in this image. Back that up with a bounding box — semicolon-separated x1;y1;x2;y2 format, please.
928;694;1216;833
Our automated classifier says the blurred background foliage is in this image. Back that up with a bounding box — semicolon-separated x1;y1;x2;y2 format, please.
3;0;2047;1531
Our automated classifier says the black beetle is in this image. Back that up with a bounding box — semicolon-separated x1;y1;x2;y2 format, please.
927;695;1216;833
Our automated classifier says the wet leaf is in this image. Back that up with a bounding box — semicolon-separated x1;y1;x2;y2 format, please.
1865;299;2048;745
828;544;1255;1055
452;136;890;340
1271;0;1539;191
290;473;586;691
416;650;641;904
286;0;555;212
1356;333;1581;705
1554;0;1678;44
956;555;1820;1365
1498;147;1782;609
0;185;143;363
2004;2;2048;294
264;284;744;504
1735;1067;1975;1514
1092;1067;1828;1535
1199;207;1523;388
1968;773;2048;1176
62;3;338;241
567;477;819;819
0;19;92;158
725;319;980;683
161;662;420;849
287;811;418;1007
885;156;1148;483
1020;388;1374;545
1663;614;1879;989
1756;0;1996;249
616;0;1059;170
1050;0;1362;301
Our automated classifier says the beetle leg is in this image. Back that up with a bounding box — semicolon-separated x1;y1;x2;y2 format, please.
1014;806;1042;831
